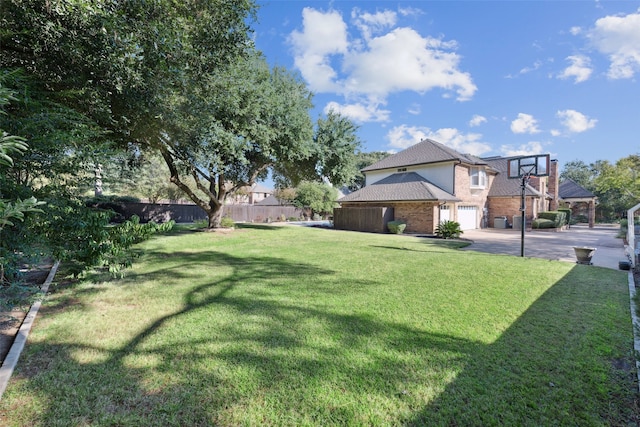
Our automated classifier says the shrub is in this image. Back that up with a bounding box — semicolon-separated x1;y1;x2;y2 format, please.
558;208;571;225
387;220;407;234
532;218;555;229
537;211;566;228
574;214;588;224
435;220;463;239
220;216;235;228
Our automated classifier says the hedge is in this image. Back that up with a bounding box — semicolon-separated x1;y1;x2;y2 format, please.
537;211;566;228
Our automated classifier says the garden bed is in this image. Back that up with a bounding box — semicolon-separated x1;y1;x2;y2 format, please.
0;265;53;366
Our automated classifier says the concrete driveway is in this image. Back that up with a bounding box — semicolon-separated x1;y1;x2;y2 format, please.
460;224;628;270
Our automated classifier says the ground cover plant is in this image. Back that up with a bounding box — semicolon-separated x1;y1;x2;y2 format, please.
0;225;636;425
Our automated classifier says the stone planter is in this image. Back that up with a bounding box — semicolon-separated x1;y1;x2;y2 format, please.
573;247;596;265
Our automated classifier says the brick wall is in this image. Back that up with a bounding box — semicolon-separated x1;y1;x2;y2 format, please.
487;196;537;227
341;201;439;233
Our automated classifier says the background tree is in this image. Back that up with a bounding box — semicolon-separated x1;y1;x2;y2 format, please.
559;160;597;190
291;181;339;219
593;157;640;218
348;151;391;191
561;155;640;220
273;111;363;189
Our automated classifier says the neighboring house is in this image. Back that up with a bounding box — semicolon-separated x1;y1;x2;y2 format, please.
558;179;597;228
226;183;272;205
255;194;291;206
336;138;559;234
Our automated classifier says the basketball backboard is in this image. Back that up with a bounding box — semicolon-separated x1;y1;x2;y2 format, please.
507;154;550;179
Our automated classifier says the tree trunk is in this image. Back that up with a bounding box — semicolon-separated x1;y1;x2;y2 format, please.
208;203;224;228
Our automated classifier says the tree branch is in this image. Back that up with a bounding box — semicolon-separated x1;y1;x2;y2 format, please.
158;144;210;213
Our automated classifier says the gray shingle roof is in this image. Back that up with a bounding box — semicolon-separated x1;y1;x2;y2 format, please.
362;139;488;172
559;179;596;199
338;172;460;203
255;195;291;206
483;157;543;197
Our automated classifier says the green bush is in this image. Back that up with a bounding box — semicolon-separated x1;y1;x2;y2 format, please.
435;220;463;239
532;218;555;229
537;211;566;228
558;208;571;225
220;216;235;228
574;214;588;224
387;220;407;234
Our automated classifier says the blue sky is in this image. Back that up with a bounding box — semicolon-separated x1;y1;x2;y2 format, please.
252;1;640;175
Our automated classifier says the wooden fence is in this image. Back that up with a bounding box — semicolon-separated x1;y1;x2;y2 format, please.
333;206;394;233
120;202;303;224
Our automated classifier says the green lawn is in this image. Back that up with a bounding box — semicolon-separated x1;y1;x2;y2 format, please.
0;224;637;426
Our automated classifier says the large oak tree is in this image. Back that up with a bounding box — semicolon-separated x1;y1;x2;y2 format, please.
1;0;361;228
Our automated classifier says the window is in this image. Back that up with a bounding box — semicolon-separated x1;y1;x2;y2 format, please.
397;167;407;172
470;167;487;188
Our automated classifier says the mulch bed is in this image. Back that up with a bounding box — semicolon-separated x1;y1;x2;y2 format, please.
0;266;52;366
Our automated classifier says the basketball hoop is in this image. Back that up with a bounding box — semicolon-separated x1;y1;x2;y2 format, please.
506;154;551;257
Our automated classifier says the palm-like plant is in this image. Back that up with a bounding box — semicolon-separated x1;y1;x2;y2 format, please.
435;220;463;239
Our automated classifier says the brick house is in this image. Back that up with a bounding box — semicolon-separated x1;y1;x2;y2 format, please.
225;183;272;205
336;138;559;234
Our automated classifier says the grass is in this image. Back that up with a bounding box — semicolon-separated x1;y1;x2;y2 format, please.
0;224;637;426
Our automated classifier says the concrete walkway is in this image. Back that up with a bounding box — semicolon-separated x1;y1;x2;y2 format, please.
460;224;628;270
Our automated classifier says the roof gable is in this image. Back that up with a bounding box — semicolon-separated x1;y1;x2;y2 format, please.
339;172;460;203
559;179;596;199
362;139;487;172
483;157;543;197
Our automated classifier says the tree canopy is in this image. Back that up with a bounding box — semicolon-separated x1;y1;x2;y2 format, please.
561;156;640;219
1;0;362;228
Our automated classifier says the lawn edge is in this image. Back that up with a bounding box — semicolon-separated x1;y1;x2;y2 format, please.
0;260;60;401
628;270;640;393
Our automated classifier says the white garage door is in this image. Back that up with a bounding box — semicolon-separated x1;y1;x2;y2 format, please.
457;206;477;230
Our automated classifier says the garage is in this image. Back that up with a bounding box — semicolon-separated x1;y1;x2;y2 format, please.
457;206;478;230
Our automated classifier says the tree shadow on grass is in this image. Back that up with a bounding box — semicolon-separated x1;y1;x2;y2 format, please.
2;254;637;425
407;265;638;426
2;249;476;425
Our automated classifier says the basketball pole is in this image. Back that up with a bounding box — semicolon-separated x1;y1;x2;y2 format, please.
520;175;526;257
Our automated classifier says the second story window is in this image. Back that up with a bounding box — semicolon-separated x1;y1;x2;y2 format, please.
470;167;487;188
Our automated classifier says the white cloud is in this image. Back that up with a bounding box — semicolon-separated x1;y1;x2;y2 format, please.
288;7;477;121
519;60;542;75
386;125;491;155
408;103;421;115
557;55;593;83
324;100;390;123
588;10;640;79
550;129;562;137
342;27;476;100
500;141;546;157
469;115;487;127
570;26;582;36
510;113;541;134
398;6;424;17
556;109;597;133
288;8;348;92
351;9;397;40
